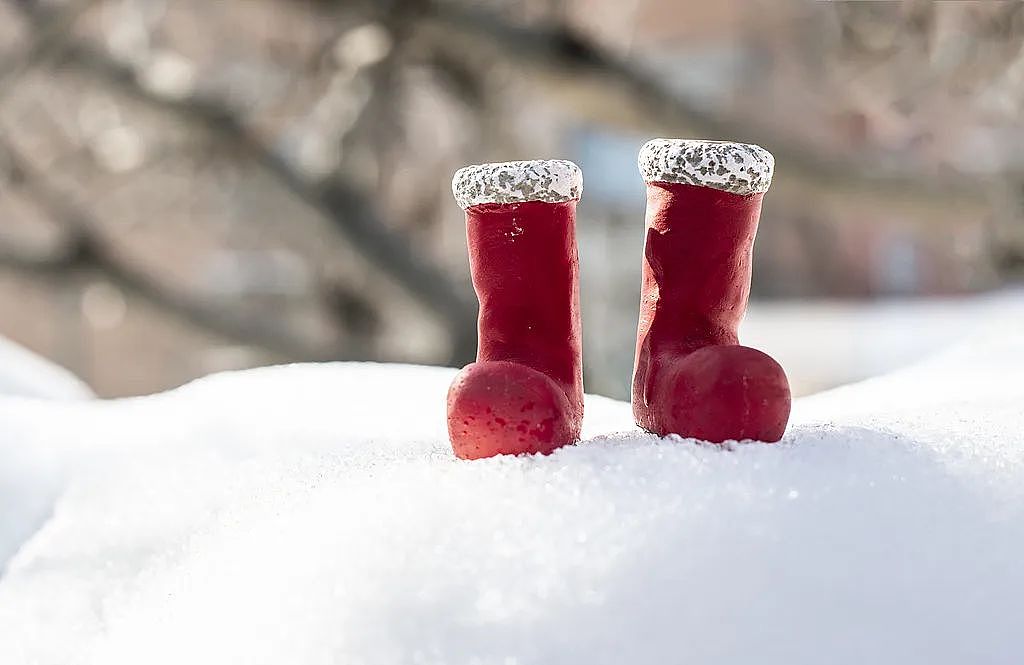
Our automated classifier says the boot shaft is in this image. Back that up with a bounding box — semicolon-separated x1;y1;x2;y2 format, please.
453;159;584;403
636;139;774;351
465;200;582;395
640;183;763;349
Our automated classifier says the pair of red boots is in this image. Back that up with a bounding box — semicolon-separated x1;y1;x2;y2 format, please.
447;139;791;460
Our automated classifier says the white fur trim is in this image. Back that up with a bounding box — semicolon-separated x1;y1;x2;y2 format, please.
638;139;774;195
452;159;583;209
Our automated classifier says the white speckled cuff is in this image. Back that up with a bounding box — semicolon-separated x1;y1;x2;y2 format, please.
638;139;774;195
452;159;583;210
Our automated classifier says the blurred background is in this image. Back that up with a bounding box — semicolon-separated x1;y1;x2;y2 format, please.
0;0;1022;400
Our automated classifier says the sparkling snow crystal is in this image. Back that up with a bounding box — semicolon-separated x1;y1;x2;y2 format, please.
1;330;1023;664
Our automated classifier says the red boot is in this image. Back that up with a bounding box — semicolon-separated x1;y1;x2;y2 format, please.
448;160;584;459
632;139;791;443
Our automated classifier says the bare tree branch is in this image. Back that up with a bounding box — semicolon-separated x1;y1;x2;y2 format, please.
0;141;348;362
422;4;992;213
0;240;77;275
8;0;478;366
0;0;102;105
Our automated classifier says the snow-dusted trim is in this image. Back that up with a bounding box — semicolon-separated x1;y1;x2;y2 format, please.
638;139;774;195
452;159;583;210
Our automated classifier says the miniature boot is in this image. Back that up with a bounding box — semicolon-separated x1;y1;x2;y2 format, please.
447;160;584;459
632;139;791;442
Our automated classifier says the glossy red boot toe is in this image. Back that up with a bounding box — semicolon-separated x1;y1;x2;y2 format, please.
644;346;791;443
448;361;578;459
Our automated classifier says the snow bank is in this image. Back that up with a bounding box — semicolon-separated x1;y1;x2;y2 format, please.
742;288;1024;394
0;336;94;401
0;331;1022;664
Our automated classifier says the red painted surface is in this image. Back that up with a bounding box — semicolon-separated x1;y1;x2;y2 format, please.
632;182;791;442
448;200;583;459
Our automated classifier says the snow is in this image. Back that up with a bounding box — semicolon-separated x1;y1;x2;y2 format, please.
1;327;1023;663
742;288;1024;394
0;336;94;401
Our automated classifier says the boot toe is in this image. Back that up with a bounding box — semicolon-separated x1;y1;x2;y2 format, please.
651;345;791;443
447;361;579;459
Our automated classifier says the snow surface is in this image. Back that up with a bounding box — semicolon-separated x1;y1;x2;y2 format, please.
1;329;1023;664
0;336;94;401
